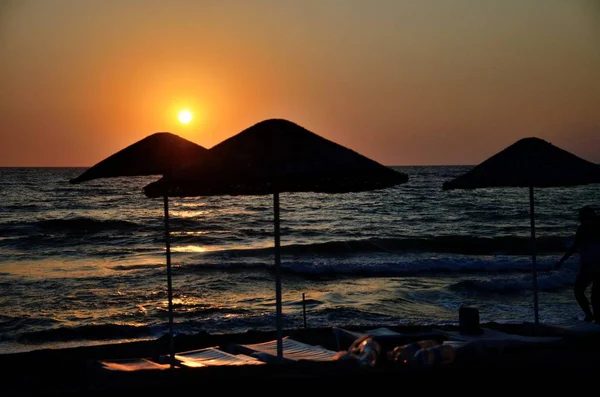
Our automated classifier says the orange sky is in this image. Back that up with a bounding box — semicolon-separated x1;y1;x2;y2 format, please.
1;0;599;166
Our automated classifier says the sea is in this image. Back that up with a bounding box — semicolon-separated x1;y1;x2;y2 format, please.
1;166;598;354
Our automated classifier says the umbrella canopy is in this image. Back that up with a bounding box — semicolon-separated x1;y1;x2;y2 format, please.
442;137;600;190
70;132;209;366
144;118;407;197
143;118;409;358
443;136;600;325
70;132;208;183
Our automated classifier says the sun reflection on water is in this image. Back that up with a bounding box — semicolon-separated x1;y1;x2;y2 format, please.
169;210;210;218
170;231;210;236
170;245;207;253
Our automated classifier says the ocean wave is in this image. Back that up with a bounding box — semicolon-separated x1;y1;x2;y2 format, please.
449;271;575;293
17;323;158;343
288;298;324;306
181;255;557;278
201;235;572;258
316;307;396;324
35;217;139;233
284;258;556;278
3;204;43;211
110;263;166;271
175;314;277;335
161;306;251;318
303;235;572;255
0;316;60;334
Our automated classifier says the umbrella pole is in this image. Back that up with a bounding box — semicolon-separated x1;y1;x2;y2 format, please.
163;195;175;367
274;192;283;359
529;186;539;325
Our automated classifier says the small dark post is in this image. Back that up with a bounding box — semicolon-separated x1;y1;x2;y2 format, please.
302;293;307;328
459;306;483;335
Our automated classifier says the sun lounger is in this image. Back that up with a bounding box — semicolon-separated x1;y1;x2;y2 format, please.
544;320;600;334
98;357;172;372
531;320;600;344
440;327;563;352
175;346;265;367
234;336;339;363
332;326;446;351
333;327;401;350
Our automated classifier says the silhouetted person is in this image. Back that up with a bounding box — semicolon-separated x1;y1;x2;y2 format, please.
554;206;600;322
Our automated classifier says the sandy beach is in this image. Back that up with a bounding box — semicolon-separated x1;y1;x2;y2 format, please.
2;320;599;396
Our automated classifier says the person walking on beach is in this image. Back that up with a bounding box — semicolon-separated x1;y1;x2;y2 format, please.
554;206;600;323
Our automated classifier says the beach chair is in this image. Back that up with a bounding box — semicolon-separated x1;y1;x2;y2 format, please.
91;357;176;393
97;357;172;372
439;327;564;353
531;320;600;346
332;326;446;351
538;319;600;335
334;327;403;339
333;327;401;350
234;336;339;363
174;346;265;367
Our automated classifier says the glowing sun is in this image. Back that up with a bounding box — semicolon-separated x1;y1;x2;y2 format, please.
178;110;193;124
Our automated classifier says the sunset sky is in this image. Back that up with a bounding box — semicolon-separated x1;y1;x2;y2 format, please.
1;0;598;166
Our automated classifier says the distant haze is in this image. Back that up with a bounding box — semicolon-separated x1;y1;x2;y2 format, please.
1;0;598;166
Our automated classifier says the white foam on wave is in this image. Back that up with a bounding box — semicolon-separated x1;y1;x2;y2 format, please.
278;253;559;276
450;269;576;293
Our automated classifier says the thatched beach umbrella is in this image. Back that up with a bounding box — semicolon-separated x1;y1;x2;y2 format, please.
442;137;600;324
70;132;209;365
143;118;409;358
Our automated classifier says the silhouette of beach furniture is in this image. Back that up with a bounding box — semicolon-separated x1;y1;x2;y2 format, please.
233;336;339;363
93;348;265;392
98;357;171;372
439;327;563;352
332;326;446;351
174;346;265;367
547;320;600;334
92;357;174;393
532;320;600;344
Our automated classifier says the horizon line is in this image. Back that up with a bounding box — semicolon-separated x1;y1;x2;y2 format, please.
0;164;478;168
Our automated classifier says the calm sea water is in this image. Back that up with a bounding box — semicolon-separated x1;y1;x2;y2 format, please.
1;166;598;354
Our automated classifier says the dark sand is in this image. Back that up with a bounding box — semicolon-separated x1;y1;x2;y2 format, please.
2;322;599;396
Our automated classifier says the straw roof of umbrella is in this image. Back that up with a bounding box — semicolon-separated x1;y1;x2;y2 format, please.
70;132;208;184
442;136;600;325
143;118;408;197
443;137;600;190
68;131;209;367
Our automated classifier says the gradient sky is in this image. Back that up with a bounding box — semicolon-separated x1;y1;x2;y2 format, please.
1;0;599;166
